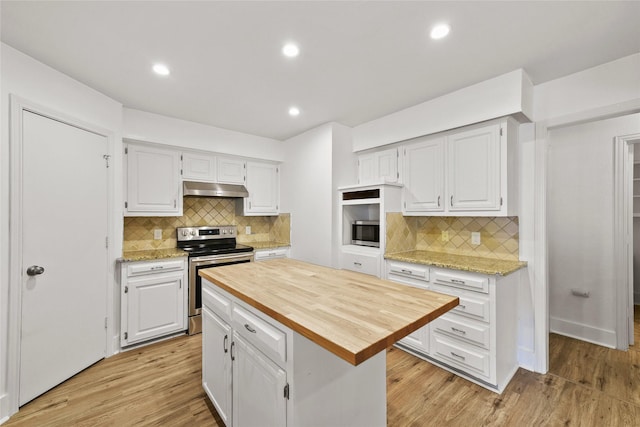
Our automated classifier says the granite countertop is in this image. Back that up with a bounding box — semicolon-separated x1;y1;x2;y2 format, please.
246;241;291;250
119;248;188;262
385;250;527;276
200;258;458;365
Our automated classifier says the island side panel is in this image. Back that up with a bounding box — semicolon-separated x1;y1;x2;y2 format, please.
289;332;386;427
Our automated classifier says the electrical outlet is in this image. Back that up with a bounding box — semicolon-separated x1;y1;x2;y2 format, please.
471;232;481;245
441;230;449;242
153;229;162;240
245;226;251;235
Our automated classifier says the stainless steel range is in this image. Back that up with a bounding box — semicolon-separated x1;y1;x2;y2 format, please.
177;225;254;335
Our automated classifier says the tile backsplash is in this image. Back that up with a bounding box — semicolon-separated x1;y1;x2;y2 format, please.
123;197;290;252
386;212;519;260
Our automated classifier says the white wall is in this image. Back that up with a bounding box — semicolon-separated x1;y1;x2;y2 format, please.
281;124;334;266
123;108;284;162
0;43;123;422
533;53;640;122
547;113;640;348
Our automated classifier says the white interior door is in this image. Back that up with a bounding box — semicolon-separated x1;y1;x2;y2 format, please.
19;110;108;405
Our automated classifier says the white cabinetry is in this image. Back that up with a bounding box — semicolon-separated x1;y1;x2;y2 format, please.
182;152;217;182
254;247;290;262
218;157;246;185
358;148;399;184
403;137;445;213
124;142;182;216
340;246;381;277
386;260;519;393
237;161;279;216
120;257;187;347
202;283;287;427
402;118;518;217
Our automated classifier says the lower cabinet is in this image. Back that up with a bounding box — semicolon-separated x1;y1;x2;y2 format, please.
120;257;187;347
254;247;290;262
202;283;287;427
386;259;519;393
340;246;381;277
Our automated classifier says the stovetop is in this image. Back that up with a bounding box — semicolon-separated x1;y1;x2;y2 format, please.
180;242;254;257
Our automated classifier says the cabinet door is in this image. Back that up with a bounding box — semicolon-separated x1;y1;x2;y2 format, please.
448;124;500;211
376;148;398;183
357;153;376;184
232;333;286;427
218;157;246;185
124;273;184;345
245;162;279;215
202;306;232;426
125;144;182;215
183;152;216;182
403;137;445;213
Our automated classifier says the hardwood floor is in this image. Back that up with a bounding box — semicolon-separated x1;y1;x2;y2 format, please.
6;310;640;426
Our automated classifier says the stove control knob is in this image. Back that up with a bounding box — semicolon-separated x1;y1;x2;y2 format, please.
182;230;189;237
222;229;228;235
229;229;234;235
190;230;197;237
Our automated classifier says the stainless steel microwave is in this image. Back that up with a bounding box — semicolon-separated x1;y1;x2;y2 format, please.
352;220;380;247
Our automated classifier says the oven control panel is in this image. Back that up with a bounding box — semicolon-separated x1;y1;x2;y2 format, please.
177;226;236;241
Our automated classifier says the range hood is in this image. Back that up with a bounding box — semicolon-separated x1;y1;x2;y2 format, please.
183;181;249;198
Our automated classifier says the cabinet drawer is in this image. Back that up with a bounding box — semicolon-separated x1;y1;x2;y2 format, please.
430;284;490;322
387;261;429;282
432;270;488;293
232;305;286;364
254;248;289;262
432;332;490;379
432;315;490;350
127;259;185;277
202;285;232;322
341;251;379;276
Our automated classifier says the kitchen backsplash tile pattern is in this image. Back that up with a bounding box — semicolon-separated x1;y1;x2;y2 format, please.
386;212;519;260
123;197;290;252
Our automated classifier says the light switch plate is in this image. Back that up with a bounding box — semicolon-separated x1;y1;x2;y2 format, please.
153;229;162;240
245;226;251;235
441;230;449;242
471;232;481;245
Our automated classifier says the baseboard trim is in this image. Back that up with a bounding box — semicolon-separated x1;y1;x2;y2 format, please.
0;392;12;425
550;316;616;349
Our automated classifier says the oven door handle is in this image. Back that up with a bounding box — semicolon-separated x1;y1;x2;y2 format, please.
190;252;254;264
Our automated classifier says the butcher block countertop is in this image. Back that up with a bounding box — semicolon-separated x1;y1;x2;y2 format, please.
199;258;458;366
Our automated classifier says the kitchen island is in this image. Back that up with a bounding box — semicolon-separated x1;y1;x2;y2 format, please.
199;258;458;427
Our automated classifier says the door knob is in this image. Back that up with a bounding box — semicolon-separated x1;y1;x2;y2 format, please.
26;265;45;276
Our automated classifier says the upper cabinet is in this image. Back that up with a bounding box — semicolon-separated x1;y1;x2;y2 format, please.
217;157;246;185
125;142;182;216
402;118;518;217
237;161;279;216
183;152;217;182
358;148;399;185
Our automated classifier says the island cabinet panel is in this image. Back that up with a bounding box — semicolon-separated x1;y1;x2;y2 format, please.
202;306;232;426
386;260;520;393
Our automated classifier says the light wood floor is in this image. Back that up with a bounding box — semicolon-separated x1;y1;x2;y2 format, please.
6;307;640;426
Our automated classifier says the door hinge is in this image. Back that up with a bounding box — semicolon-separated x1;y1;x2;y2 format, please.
180;169;183;176
174;199;177;208
397;171;399;179
397;149;399;158
180;154;183;161
403;201;406;209
105;236;109;248
103;154;111;168
104;317;108;329
124;332;128;340
124;147;128;155
124;201;128;209
500;127;503;136
124;286;129;294
284;383;290;400
500;197;503;206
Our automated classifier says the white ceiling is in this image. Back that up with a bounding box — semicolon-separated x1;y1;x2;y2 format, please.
2;1;639;141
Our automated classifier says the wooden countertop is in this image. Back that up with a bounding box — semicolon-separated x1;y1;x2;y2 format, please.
385;250;527;276
200;258;458;366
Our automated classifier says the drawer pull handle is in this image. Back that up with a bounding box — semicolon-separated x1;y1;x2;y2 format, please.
451;279;465;285
458;304;466;310
354;262;362;267
401;269;413;275
451;327;466;335
223;335;229;353
450;351;466;361
269;252;276;256
230;341;235;361
437;195;441;207
244;324;257;333
150;266;164;270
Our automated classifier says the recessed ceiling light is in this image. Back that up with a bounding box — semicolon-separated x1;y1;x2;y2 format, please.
430;24;450;40
282;43;300;58
288;107;300;116
152;63;170;76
